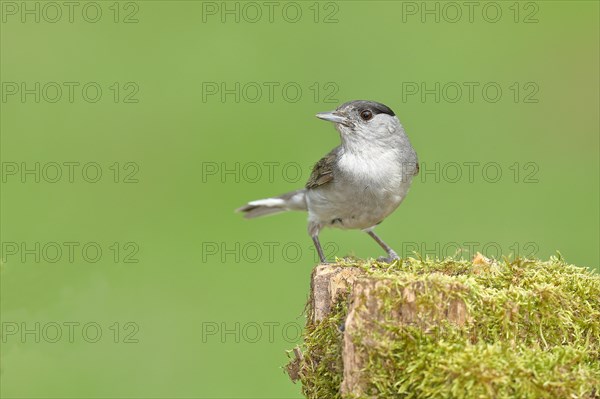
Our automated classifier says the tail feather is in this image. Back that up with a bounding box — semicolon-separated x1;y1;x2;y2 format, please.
236;189;307;219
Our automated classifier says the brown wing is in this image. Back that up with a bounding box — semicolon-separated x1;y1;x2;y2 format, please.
305;147;339;189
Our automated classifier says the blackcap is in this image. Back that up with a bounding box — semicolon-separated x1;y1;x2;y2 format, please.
236;100;419;263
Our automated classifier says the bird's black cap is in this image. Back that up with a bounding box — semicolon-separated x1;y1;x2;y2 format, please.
338;100;396;117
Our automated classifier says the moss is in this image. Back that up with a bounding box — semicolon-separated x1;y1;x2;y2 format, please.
294;298;347;399
288;256;600;399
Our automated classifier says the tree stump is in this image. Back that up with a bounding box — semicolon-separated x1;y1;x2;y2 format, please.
286;255;600;399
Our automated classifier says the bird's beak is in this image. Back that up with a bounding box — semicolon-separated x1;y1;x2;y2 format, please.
316;111;350;126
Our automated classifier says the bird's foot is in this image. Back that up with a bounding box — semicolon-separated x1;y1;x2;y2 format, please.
377;251;400;264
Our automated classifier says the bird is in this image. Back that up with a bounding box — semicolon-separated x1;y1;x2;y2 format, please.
236;100;419;263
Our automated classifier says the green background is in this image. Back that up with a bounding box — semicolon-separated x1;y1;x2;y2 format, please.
0;1;598;398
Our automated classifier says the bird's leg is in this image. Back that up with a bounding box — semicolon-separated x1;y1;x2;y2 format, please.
366;230;399;262
311;235;328;264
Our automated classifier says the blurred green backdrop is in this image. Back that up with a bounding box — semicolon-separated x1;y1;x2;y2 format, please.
1;1;598;398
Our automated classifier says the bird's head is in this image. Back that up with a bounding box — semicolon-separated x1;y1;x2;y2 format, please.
316;100;402;149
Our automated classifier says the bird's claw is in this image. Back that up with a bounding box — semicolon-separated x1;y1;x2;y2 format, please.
377;251;400;264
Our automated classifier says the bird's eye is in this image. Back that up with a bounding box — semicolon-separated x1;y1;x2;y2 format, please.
360;110;373;121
